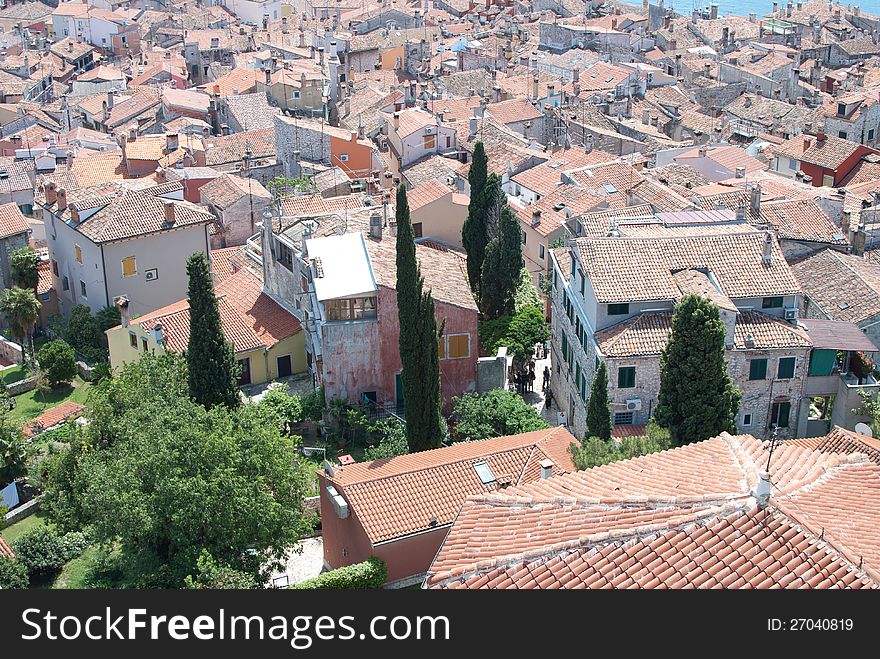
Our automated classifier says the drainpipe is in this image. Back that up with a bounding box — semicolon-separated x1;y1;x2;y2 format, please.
264;347;270;382
100;244;110;310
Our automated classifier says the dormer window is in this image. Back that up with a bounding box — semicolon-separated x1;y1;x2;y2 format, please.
837;103;846;117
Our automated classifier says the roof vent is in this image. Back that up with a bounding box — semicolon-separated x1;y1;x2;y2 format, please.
540;459;554;479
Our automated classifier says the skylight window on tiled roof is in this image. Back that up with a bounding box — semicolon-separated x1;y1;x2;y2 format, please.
473;460;496;485
603;182;618;194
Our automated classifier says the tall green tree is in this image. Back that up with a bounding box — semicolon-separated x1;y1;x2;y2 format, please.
1;287;40;363
185;252;241;409
462;141;488;296
654;295;742;445
395;185;444;452
9;246;40;290
0;412;27;485
479;178;522;319
585;361;611;441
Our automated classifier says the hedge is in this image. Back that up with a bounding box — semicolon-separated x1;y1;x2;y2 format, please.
291;557;387;589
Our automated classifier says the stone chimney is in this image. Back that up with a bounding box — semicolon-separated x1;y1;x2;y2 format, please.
369;212;382;240
493;84;501;103
57;188;67;211
735;166;746;178
750;183;762;216
44;181;57;205
736;200;746;221
163;201;176;226
817;129;826;142
762;231;773;266
853;225;866;256
116;296;130;328
128;126;137;142
531;209;542;227
532;75;539;99
540;459;553;479
469;116;478;137
841;209;851;235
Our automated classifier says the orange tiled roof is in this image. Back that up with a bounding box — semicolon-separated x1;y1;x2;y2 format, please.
790;426;880;464
791;249;880;324
576;230;800;304
407;178;453;212
325;427;579;545
22;401;85;439
427;433;880;589
0;202;29;239
0;537;13;559
134;268;300;354
36;260;53;296
758;199;847;245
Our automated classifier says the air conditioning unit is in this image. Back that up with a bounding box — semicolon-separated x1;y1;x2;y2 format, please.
626;399;642;411
424;125;435;134
784;307;798;321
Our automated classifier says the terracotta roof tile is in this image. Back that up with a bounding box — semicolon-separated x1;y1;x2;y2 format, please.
426;434;880;588
36;260;53;295
0;202;30;239
200;173;271;209
791;249;880;324
134;268;299;354
326;427;579;544
0;537;13;559
22;401;85;439
406;178;452;212
577;230;800;304
758;199;847;245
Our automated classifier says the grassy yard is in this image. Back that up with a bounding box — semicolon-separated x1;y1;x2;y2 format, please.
0;510;48;544
1;365;29;386
7;377;92;425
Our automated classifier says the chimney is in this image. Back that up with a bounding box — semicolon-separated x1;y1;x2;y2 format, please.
318;46;325;66
493;84;501;103
698;145;708;157
265;68;271;85
642;108;651;125
736;200;746;221
817;130;826;142
704;62;711;78
163;201;176;226
44;181;57;205
753;470;771;507
116;296;131;328
853;225;866;256
532;75;539;99
392;111;400;131
469;116;478;137
165;133;179;152
350;129;357;142
547;83;555;98
750;183;761;215
762;231;773;266
531;209;541;226
735;166;746;178
540;459;553;480
57;188;68;211
210;37;219;48
369;212;382;240
128;127;137;142
840;209;852;237
803;136;811;150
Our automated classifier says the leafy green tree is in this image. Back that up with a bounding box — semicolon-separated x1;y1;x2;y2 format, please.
514;268;542;312
10;246;40;290
478;306;548;368
95;305;122;332
569;420;671;470
479;177;523;319
185;252;241;409
11;526;68;582
61;305;105;362
0;556;29;589
0;414;27;485
451;389;549;441
42;354;314;587
1;287;39;363
256;385;303;435
364;418;408;461
183;549;256;589
36;340;77;388
852;389;880;436
395;185;444;452
585;361;611;441
462;141;489;296
655;295;742;445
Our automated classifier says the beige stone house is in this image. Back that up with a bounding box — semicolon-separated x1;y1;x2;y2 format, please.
200;173;272;249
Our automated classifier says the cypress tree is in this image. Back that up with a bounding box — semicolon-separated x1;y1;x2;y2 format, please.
462;141;488;296
654;294;742;445
586;361;612;441
395;185;444;451
479;183;523;320
185;252;241;409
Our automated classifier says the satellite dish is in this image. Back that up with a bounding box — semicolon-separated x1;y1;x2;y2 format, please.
854;423;873;437
322;459;335;476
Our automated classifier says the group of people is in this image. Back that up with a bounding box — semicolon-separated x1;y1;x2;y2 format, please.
511;352;554;410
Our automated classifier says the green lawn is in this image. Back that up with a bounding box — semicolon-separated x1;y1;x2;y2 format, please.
8;377;92;425
0;510;47;544
1;365;29;386
53;545;102;589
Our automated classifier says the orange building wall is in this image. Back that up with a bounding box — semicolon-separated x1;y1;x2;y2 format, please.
329;135;374;179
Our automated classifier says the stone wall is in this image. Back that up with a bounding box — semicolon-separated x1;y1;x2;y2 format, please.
476;347;510;393
0;336;22;364
7;375;36;396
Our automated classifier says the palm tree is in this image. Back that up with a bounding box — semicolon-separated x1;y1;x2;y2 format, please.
9;247;40;291
1;287;40;364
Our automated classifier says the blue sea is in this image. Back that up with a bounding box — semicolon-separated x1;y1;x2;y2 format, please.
676;0;880;17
